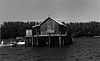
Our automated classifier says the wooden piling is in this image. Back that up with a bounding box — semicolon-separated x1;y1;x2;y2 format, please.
48;33;51;47
27;38;29;46
25;37;27;46
59;32;61;47
29;37;31;46
37;33;39;47
32;36;33;46
63;37;65;46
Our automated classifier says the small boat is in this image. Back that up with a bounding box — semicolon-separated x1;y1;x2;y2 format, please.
4;43;14;47
17;41;25;45
0;40;16;47
0;40;5;47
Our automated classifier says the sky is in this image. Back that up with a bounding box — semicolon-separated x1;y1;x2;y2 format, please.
0;0;100;25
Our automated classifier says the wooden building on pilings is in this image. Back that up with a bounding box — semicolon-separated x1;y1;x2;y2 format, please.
25;17;73;47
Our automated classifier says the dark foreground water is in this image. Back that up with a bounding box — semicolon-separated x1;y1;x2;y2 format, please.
0;37;100;61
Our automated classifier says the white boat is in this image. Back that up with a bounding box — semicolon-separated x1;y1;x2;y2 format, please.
17;41;25;45
0;40;5;47
0;40;15;47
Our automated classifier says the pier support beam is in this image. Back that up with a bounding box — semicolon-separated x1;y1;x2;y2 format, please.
36;34;38;47
48;33;51;47
59;32;61;47
32;36;33;46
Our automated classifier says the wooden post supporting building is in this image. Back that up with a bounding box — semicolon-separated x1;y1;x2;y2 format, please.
36;33;38;47
32;36;33;46
48;33;51;47
59;32;62;47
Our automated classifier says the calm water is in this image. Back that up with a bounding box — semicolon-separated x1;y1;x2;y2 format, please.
0;37;100;61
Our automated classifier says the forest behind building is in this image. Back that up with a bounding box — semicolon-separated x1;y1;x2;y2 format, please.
0;21;100;39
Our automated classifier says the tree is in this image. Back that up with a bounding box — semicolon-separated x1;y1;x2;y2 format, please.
1;21;40;39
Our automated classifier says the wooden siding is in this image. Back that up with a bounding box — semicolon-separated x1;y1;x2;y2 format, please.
32;26;40;35
40;18;60;35
59;25;67;34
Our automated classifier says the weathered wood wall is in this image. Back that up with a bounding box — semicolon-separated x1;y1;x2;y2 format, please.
40;18;59;35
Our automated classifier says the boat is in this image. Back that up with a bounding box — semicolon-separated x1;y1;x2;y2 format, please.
17;41;25;45
0;40;16;47
0;40;5;47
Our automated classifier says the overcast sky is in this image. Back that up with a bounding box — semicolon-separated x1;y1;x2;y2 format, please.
0;0;100;24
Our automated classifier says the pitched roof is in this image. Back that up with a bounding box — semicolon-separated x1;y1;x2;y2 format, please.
32;17;66;28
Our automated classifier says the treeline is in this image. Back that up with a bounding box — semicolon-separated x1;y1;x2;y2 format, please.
64;21;100;37
1;21;100;39
1;21;40;39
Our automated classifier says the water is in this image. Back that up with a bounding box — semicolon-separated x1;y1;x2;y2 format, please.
0;37;100;61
